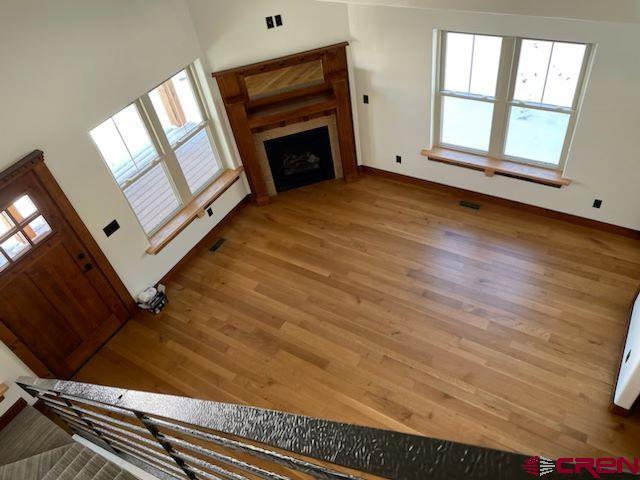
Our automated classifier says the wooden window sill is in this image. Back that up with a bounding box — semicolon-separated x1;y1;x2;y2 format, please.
421;147;571;188
146;167;244;255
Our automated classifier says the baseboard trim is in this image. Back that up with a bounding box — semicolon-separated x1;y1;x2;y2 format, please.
160;194;251;284
360;166;640;239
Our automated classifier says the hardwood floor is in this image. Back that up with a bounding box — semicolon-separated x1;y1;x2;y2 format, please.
75;172;640;459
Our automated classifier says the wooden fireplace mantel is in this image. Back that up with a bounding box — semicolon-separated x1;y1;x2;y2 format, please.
212;42;358;205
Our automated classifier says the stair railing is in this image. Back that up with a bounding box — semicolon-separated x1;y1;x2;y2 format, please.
17;376;529;480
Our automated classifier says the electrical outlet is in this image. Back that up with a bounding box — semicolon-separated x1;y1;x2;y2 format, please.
363;94;369;104
593;199;602;209
103;220;120;237
266;16;274;29
275;14;283;26
396;155;402;164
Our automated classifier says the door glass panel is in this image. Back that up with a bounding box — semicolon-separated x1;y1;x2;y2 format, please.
25;216;52;244
1;232;31;259
8;194;37;222
0;212;15;236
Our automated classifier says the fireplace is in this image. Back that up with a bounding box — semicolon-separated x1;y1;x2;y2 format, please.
264;126;335;192
212;43;358;205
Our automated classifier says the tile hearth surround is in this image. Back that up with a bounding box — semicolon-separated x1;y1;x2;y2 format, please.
253;115;343;196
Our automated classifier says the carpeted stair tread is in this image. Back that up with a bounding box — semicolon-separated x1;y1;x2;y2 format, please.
70;453;108;480
94;461;132;480
113;474;138;480
0;444;71;480
0;406;73;466
54;445;95;479
41;443;85;480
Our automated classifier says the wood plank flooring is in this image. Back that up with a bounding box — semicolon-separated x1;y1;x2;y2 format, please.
74;172;640;459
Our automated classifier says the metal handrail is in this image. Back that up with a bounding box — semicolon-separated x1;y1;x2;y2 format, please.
17;376;530;479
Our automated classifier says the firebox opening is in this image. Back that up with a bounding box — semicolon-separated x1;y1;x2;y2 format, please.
264;126;335;192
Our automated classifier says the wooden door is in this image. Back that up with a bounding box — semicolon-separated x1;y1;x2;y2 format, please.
0;166;130;378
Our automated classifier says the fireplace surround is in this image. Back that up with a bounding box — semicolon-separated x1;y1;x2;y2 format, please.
212;42;358;205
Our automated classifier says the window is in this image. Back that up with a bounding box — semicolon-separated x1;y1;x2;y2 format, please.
0;194;53;270
91;65;222;235
435;32;590;168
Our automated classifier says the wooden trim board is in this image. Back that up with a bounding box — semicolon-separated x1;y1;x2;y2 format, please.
0;398;27;432
360;166;640;239
422;148;571;188
147;167;244;254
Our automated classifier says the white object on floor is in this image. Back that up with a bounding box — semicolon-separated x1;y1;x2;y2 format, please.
614;292;640;410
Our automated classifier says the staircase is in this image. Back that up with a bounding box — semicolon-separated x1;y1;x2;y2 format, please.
0;405;138;480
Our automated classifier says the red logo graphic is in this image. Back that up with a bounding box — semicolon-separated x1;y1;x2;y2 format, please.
522;456;555;477
522;456;640;478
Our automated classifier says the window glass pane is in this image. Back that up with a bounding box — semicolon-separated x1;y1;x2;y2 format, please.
149;70;204;146
8;194;37;223
0;212;15;236
112;105;158;171
504;107;570;165
123;164;180;234
90;105;158;185
0;253;8;271
443;33;473;93
441;96;493;151
469;35;502;97
514;40;552;103
175;129;220;194
543;42;586;107
24;215;52;243
444;33;501;97
1;232;30;259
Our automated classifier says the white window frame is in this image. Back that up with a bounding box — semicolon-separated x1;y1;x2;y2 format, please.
433;31;592;170
92;63;223;237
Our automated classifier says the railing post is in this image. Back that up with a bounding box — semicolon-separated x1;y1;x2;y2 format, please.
134;412;198;480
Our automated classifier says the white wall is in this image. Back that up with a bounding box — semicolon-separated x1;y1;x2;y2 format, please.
186;0;350;71
0;0;251;405
0;343;35;415
348;4;640;230
0;0;249;299
324;0;640;24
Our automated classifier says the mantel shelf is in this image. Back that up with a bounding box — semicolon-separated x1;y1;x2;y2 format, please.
421;147;572;188
247;92;337;130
